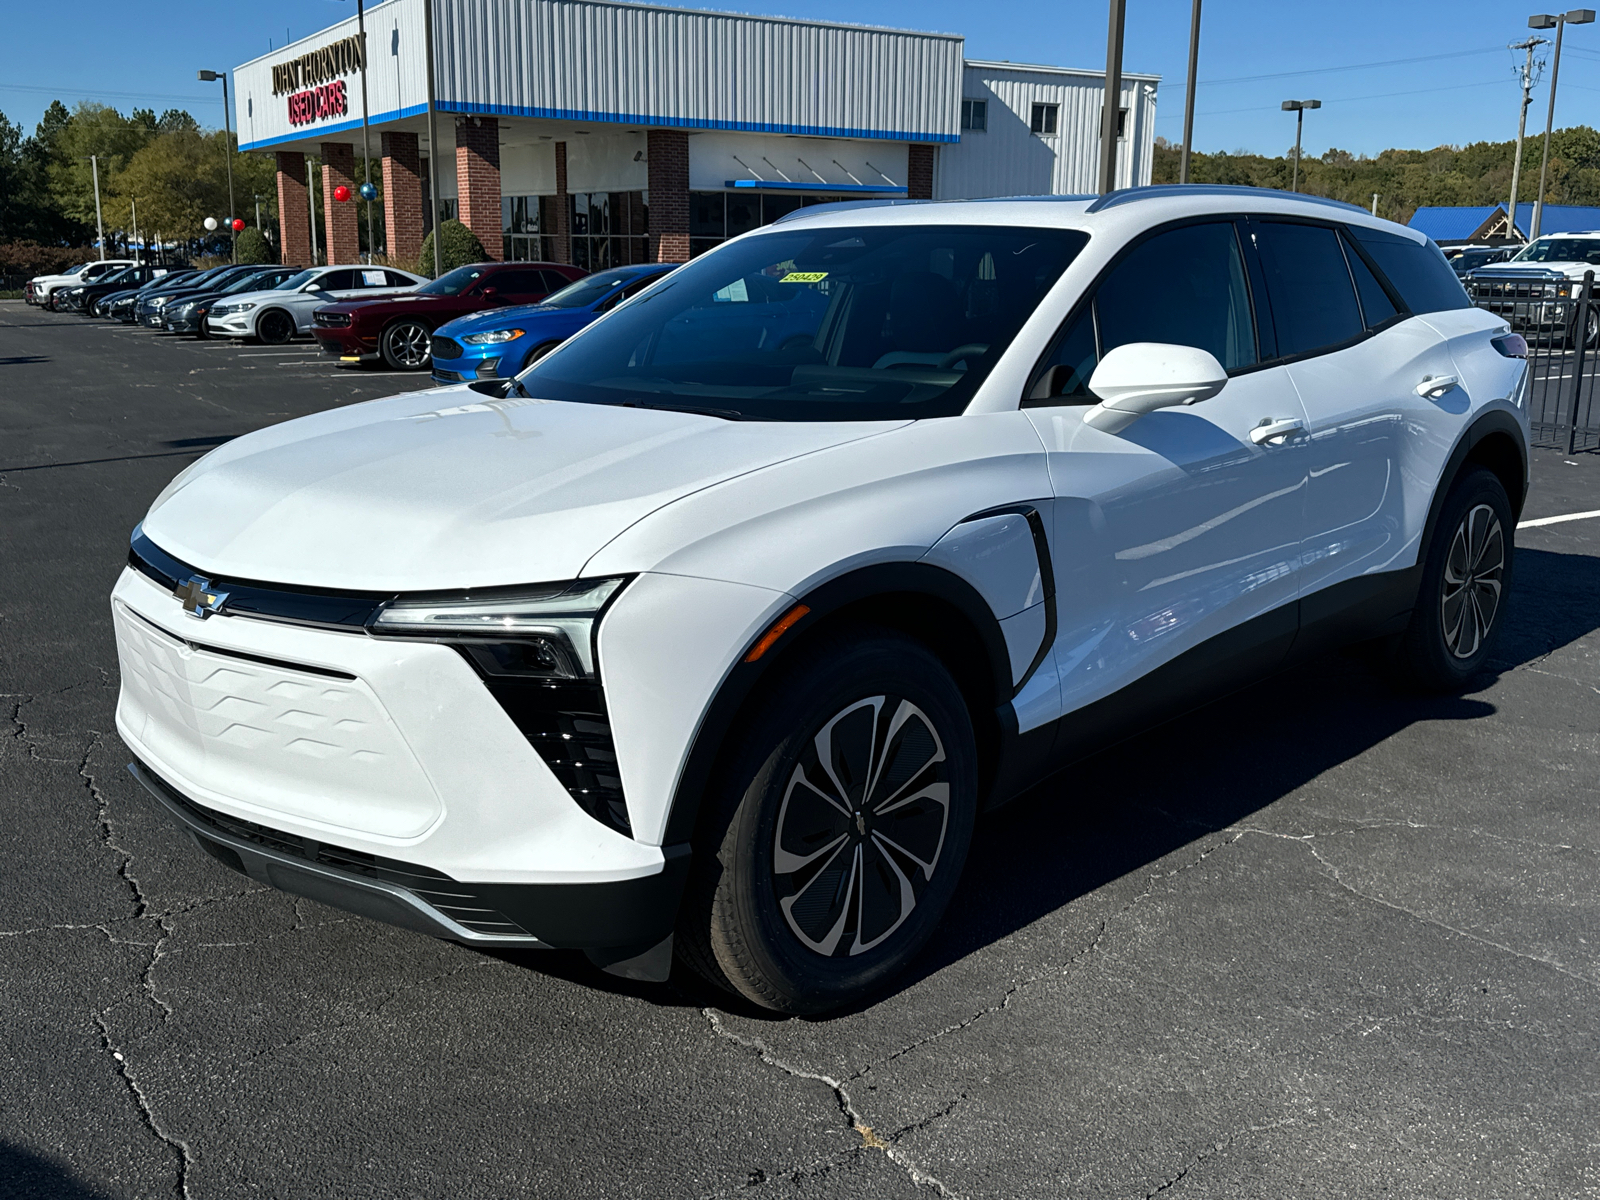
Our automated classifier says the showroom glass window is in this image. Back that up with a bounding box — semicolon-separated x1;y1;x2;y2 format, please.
689;192;858;258
570;191;650;270
1029;221;1257;404
503;194;560;262
521;224;1087;421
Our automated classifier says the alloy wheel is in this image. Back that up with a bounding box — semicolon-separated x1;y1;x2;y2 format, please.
772;695;950;957
1441;502;1505;659
385;322;431;369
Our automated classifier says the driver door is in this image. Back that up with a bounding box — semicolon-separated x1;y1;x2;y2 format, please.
1022;219;1310;721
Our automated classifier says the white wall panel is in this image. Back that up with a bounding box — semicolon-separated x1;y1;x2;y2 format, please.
565;132;649;193
687;133;908;192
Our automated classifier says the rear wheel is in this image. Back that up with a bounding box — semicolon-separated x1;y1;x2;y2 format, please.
257;309;295;345
1396;467;1513;691
381;320;432;371
521;340;563;371
678;630;978;1014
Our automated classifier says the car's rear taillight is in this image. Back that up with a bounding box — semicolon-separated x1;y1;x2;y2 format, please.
1491;332;1528;359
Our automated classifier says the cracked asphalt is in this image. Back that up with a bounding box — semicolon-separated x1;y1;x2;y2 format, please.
4;298;1600;1199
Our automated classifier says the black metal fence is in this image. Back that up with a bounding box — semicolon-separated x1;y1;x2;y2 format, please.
1466;269;1600;453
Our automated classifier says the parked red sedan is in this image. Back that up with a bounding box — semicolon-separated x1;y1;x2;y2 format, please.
312;260;587;370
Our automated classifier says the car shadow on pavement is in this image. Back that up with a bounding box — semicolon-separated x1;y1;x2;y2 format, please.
0;1141;115;1199
0;355;51;365
502;547;1600;1017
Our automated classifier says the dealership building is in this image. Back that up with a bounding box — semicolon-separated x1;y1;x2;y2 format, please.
233;0;1159;269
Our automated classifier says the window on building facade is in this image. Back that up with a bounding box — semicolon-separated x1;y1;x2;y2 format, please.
961;99;987;131
689;191;853;258
502;194;559;262
1030;103;1059;136
570;191;650;270
1097;107;1131;139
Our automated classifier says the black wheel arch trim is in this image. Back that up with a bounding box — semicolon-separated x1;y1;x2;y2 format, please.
658;559;1018;847
1418;406;1528;572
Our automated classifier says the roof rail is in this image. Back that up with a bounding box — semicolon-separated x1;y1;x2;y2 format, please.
1085;184;1370;216
771;198;932;225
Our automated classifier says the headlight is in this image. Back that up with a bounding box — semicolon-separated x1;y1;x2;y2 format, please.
152;296;170;307
216;301;258;314
461;328;526;345
369;577;627;679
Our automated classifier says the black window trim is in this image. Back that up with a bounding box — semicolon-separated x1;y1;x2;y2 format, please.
1022;213;1268;407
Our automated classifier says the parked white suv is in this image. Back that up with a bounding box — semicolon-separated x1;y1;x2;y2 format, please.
114;187;1527;1012
28;259;136;307
207;264;426;343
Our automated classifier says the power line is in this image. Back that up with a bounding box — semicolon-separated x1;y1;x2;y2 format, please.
1164;45;1507;92
1154;77;1511;123
0;83;222;105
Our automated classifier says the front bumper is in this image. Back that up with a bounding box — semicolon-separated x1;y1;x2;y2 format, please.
139;307;168;328
312;328;376;357
431;355;506;385
207;312;256;337
111;565;679;955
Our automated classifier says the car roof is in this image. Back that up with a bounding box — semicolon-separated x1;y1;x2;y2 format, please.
766;185;1427;246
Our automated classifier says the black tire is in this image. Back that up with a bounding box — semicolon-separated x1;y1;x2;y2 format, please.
520;340;562;371
678;629;978;1014
86;299;100;318
381;320;432;371
1396;467;1514;691
257;308;295;345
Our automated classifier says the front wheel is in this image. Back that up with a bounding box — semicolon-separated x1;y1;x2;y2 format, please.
1396;467;1514;691
679;630;978;1014
257;309;295;345
381;320;431;370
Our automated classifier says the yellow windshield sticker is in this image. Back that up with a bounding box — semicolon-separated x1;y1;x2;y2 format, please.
779;271;829;284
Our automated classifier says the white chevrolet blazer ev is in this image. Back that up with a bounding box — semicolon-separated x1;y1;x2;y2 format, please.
112;187;1528;1012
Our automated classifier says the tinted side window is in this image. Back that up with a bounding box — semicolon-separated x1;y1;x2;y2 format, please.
1252;222;1364;357
492;270;547;295
1097;221;1257;369
314;270;359;291
1341;233;1399;329
1348;227;1471;314
385;270;417;288
541;269;575;292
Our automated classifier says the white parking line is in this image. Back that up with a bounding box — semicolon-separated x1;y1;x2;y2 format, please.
1518;508;1600;529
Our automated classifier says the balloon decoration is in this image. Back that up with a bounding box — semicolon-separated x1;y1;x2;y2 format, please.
203;216;218;231
231;218;245;232
333;184;352;203
359;181;378;201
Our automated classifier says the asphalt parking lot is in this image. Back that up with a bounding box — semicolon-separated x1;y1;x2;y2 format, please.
4;297;1600;1199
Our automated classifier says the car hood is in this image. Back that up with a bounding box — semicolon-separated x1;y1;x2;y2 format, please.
1469;261;1590;279
437;304;585;337
320;293;432;316
215;288;297;308
140;384;907;591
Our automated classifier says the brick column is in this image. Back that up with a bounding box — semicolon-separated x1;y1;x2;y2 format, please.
381;130;424;265
275;152;312;267
455;116;502;260
553;141;570;264
320;142;360;264
647;129;689;263
907;145;935;200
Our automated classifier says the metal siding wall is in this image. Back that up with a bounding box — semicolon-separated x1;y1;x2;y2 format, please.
935;64;1158;199
431;0;961;140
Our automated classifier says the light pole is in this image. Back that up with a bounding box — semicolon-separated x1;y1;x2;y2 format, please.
339;0;378;260
423;0;444;276
1179;0;1202;184
1281;99;1321;193
1371;193;1380;216
198;70;238;262
1508;36;1549;241
1528;11;1594;240
81;155;105;258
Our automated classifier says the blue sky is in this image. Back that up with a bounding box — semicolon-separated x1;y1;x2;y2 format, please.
4;0;1599;158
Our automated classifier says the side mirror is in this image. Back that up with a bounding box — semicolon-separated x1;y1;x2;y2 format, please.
480;286;502;303
1084;342;1228;434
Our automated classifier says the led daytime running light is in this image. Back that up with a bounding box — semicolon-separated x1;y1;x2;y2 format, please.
461;328;527;345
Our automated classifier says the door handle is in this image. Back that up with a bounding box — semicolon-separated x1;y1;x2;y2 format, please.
1249;417;1305;446
1415;374;1459;399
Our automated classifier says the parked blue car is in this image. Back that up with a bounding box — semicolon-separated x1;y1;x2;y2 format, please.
429;262;677;384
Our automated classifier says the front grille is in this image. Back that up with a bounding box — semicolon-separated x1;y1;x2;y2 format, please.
314;311;351;327
150;766;531;937
431;335;464;360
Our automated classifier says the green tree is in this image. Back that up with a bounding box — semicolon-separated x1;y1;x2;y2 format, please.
235;226;272;263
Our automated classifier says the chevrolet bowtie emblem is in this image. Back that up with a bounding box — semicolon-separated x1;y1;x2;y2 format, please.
173;576;228;619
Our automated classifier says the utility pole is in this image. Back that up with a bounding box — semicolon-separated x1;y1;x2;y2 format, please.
1529;10;1594;241
1508;37;1549;242
423;0;444;276
86;155;104;259
131;197;139;265
1179;0;1202;184
307;155;321;266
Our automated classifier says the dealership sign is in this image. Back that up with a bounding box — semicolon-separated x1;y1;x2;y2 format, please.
271;32;364;127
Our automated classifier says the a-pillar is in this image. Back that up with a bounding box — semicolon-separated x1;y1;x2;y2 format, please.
907;145;935;200
455;116;502;260
552;141;570;264
275;152;312;267
647;129;689;263
381;130;424;265
320;142;360;264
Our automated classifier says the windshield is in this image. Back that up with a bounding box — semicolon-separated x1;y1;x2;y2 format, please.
1511;238;1600;265
281;269;320;290
518;225;1087;421
417;265;486;296
223;271;286;294
540;268;658;309
97;268;140;286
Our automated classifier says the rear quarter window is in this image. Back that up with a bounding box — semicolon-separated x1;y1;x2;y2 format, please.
1348;226;1471;315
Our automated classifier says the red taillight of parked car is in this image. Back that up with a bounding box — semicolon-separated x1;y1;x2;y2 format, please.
1490;332;1528;359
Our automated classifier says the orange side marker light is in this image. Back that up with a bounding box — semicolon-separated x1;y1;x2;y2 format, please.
744;604;810;663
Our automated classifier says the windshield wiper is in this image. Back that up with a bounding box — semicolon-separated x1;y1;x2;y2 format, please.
620;400;745;421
